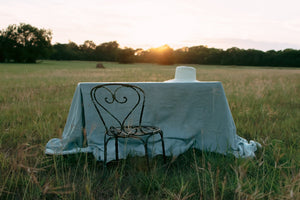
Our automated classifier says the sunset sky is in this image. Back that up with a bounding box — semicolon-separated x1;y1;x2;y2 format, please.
1;0;300;51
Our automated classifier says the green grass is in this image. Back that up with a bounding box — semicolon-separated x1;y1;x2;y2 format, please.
0;60;299;199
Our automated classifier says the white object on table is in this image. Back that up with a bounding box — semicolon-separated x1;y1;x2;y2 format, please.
165;66;199;82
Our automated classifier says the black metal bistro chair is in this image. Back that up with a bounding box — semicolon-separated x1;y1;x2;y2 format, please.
90;84;166;168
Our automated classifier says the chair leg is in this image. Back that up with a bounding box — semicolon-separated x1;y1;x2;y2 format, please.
160;132;166;164
115;137;119;161
144;142;150;171
104;137;108;167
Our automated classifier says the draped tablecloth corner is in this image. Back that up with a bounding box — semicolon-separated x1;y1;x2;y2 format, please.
231;136;262;158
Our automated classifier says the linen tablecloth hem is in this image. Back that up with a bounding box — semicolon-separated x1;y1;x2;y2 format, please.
230;136;261;158
45;146;93;155
44;136;261;159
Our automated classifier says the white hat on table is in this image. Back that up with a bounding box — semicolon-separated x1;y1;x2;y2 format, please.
165;66;199;82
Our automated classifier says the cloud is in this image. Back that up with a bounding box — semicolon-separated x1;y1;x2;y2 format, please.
182;38;300;51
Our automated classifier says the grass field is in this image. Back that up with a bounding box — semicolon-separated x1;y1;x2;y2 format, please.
0;60;299;199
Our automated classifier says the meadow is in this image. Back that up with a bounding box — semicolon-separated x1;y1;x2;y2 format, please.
0;60;299;199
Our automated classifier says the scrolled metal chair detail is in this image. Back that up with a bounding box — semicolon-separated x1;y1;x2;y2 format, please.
90;83;166;168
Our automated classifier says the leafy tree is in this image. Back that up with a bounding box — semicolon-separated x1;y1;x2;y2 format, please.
117;47;135;64
80;40;96;60
277;49;300;67
0;31;5;62
174;47;189;64
0;23;52;63
264;50;277;66
95;41;119;61
135;45;174;65
155;45;174;65
50;42;81;60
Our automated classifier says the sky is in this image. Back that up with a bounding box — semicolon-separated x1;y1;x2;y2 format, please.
1;0;300;51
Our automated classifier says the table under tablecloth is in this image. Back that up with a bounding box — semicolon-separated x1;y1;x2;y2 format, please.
45;82;260;161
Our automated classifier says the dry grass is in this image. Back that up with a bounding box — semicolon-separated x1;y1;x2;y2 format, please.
0;60;299;199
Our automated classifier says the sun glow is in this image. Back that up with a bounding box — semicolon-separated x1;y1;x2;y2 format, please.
123;9;196;49
127;24;191;49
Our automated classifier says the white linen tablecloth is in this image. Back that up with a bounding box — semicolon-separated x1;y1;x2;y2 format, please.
45;82;260;161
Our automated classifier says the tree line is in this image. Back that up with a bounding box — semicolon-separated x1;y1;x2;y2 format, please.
0;23;52;63
1;23;300;67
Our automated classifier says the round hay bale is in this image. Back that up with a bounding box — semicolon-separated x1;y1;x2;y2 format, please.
96;63;105;68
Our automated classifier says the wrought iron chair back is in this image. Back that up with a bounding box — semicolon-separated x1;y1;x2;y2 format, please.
90;83;145;135
90;83;166;169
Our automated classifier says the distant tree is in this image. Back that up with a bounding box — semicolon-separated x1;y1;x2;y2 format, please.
117;47;135;63
244;49;264;66
133;48;144;62
0;31;5;62
50;43;67;60
134;45;175;65
278;49;300;67
135;49;154;63
0;23;52;63
81;40;96;50
80;40;96;60
95;41;119;61
187;45;211;64
264;50;277;66
155;45;174;65
50;41;81;60
174;47;189;63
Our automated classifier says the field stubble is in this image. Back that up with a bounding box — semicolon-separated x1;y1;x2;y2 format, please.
0;61;299;199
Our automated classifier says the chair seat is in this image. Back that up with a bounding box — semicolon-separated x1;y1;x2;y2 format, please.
108;126;162;137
